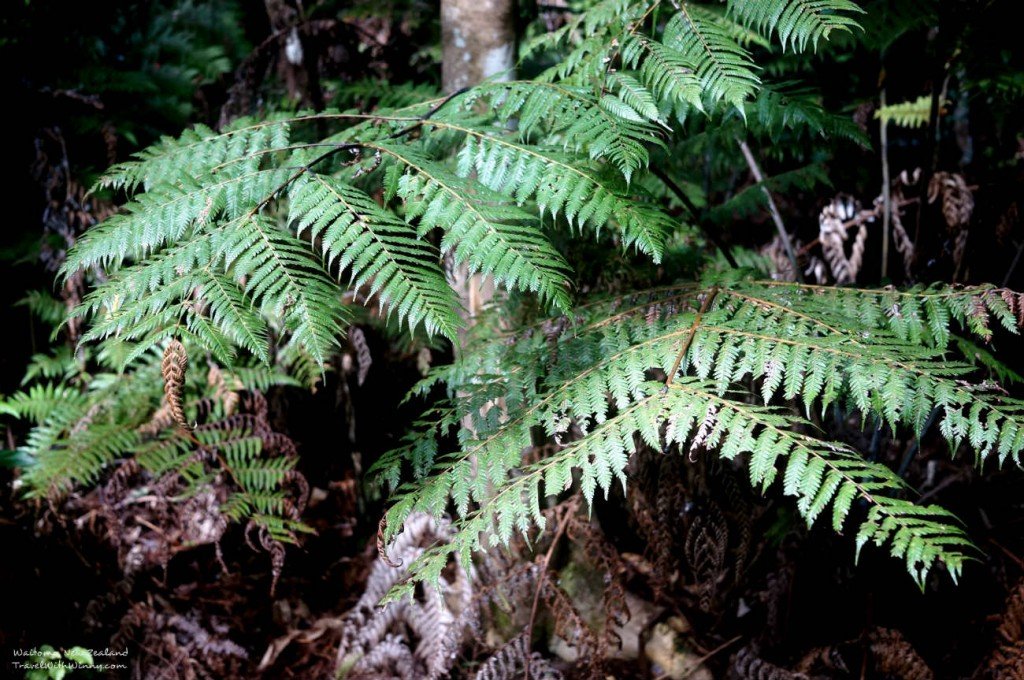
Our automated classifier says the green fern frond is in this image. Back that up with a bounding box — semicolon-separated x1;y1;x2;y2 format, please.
474;81;665;180
726;0;864;52
200;272;273;364
21;348;79;385
747;84;870;145
378;279;1024;590
289;175;462;339
72;79;679;364
387;379;969;593
100;116;292;193
523;0;640;71
18;290;68;329
377;143;574;311
21;424;140;494
66;167;292;274
607;71;663;123
875;95;937;129
692;3;773;48
218;214;345;368
664;4;761;113
0;383;88;424
449;133;673;260
620;34;705;115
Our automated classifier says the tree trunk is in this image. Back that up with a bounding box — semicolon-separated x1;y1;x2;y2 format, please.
440;0;516;341
441;0;516;93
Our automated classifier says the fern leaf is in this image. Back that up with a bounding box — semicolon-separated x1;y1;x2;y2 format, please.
727;0;864;52
375;143;574;311
379;279;1023;590
217;214;345;368
449;133;673;260
875;95;936;129
289;175;462;339
664;4;761;113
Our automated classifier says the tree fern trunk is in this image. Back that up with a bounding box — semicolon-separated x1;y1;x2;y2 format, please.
441;0;516;93
441;0;515;340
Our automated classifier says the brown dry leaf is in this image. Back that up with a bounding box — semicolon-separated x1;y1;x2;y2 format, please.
161;339;190;429
819;194;867;284
928;171;974;231
869;627;933;680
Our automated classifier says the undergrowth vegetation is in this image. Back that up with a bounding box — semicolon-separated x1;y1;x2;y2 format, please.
3;0;1024;678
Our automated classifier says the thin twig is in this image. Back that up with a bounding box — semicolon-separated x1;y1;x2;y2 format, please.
918;469;967;504
246;86;470;218
650;166;737;268
653;635;742;680
1003;239;1024;287
524;501;576;679
988;538;1024;571
736;138;803;282
664;286;719;387
880;84;892;279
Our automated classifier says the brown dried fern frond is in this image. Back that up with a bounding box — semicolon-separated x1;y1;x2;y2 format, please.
728;646;806;679
336;513;472;680
566;513;631;652
207;364;241;416
819;194;867;284
115;601;249;679
868;627;933;680
762;235;802;282
997;580;1024;643
684;502;728;613
794;645;848;675
137;400;176;437
473;633;563;680
350;326;372;386
984;580;1024;679
540;577;605;674
927;172;974;280
161;338;190;429
928;171;974;231
95;392;306;583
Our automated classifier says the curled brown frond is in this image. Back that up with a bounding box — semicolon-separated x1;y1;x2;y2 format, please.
685;502;729;613
473;633;563;680
161;338;190;429
819;194;867;284
985;580;1024;679
928;171;974;231
868;627;933;680
350;326;372;386
568;514;631;651
728;646;804;679
337;513;471;680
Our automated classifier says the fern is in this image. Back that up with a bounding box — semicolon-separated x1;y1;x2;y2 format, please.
747;84;870;145
19;0;1023;598
376;280;1024;593
876;95;937;129
290;174;461;338
59;0;875;370
664;3;762;113
726;0;864;52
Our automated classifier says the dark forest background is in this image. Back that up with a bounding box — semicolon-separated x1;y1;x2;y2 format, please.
2;2;1023;679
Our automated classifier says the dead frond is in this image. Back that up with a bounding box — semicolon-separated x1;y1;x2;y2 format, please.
161;339;190;429
819;194;868;284
336;513;472;680
869;627;933;680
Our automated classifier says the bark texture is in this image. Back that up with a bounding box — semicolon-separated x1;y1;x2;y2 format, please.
441;0;516;93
